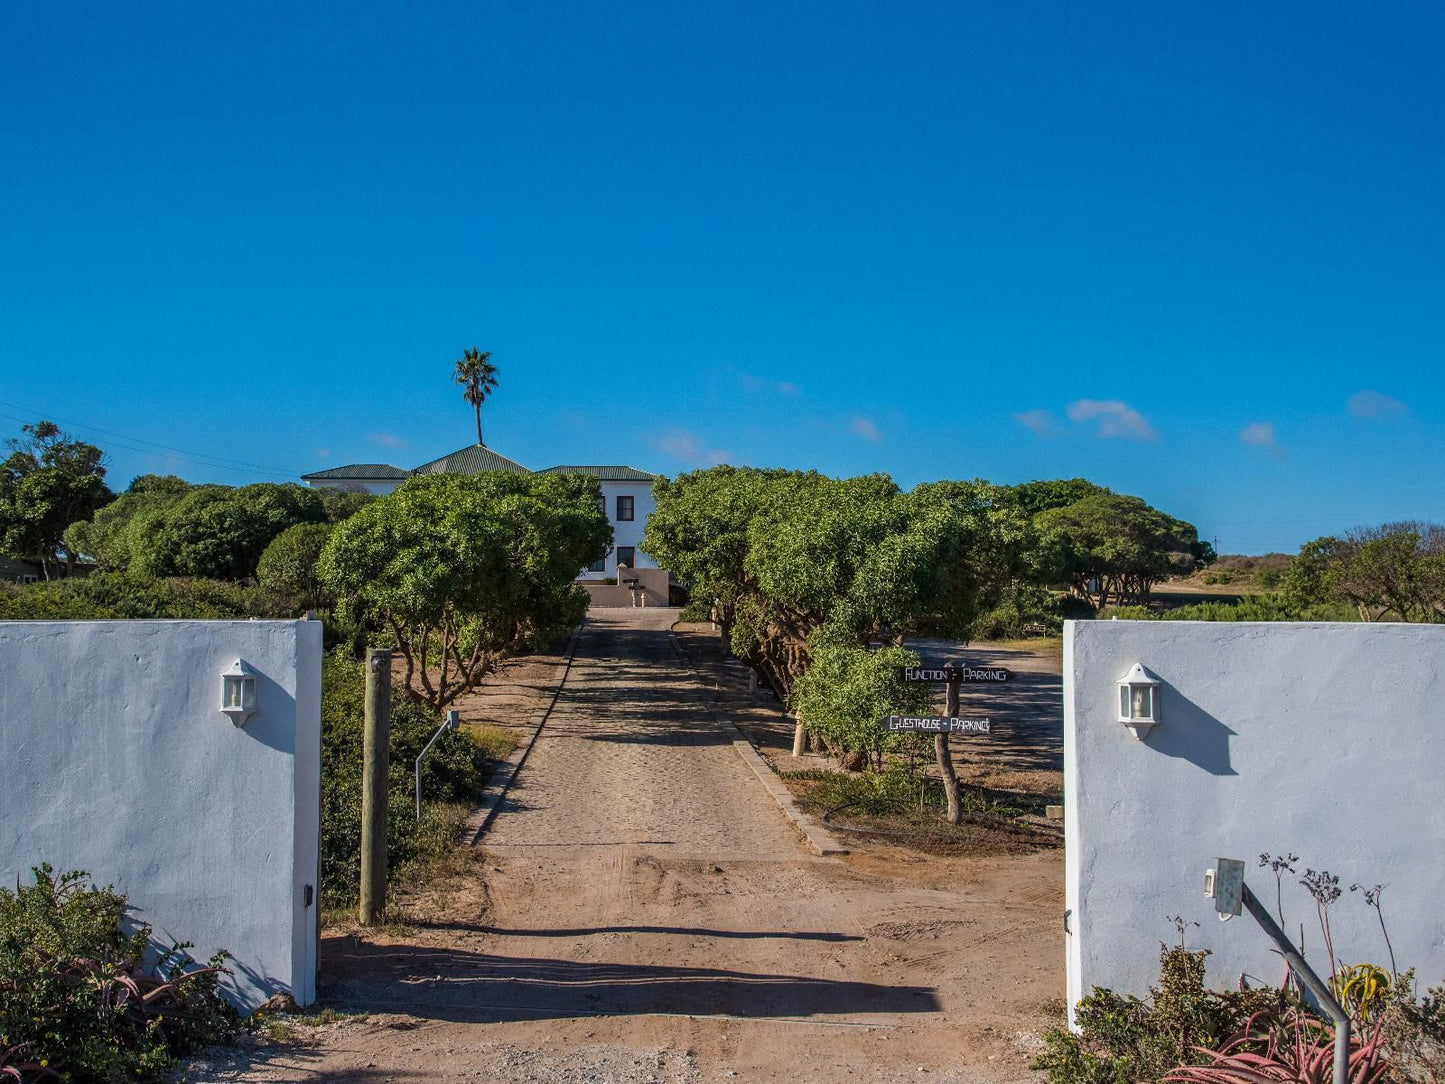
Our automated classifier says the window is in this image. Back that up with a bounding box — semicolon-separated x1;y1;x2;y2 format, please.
586;555;606;573
616;546;636;568
597;495;607;516
616;495;634;521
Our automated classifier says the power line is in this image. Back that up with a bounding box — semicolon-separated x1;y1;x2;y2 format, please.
0;401;306;480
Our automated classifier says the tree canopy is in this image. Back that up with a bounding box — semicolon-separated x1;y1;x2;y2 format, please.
318;471;611;706
65;477;329;580
1284;522;1445;622
0;421;111;577
644;467;1034;698
1036;491;1214;609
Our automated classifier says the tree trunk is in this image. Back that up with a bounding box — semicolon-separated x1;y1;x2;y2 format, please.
475;403;483;446
936;679;962;825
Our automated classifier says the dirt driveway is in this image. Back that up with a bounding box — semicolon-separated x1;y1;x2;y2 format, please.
193;611;1063;1083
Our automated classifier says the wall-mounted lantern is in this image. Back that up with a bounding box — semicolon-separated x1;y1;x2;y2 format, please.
1117;662;1161;741
220;659;258;726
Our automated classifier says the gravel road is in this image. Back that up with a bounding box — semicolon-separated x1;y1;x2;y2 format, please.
187;610;1062;1083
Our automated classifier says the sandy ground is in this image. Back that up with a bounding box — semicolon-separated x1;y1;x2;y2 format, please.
189;611;1065;1083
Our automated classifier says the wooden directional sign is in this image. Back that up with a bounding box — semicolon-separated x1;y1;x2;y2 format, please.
897;665;1014;684
884;715;992;735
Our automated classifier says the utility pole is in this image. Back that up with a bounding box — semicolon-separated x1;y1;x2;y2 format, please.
359;648;392;925
936;676;962;824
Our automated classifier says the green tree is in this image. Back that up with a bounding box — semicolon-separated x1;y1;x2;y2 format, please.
64;475;192;571
64;479;327;581
1037;492;1213;609
791;629;931;770
318;471;609;707
0;421;112;578
646;467;1035;699
453;347;499;446
1285;523;1445;622
257;521;336;612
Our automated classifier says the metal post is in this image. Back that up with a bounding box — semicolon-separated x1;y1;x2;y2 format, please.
1240;883;1350;1084
359;648;391;925
416;710;460;822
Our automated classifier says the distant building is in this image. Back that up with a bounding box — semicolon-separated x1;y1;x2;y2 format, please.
302;446;662;580
295;464;413;496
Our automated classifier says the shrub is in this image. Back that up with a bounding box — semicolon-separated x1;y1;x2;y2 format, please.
0;572;272;621
789;630;930;769
0;865;240;1081
256;522;335;613
975;584;1073;639
1033;942;1276;1084
319;652;495;906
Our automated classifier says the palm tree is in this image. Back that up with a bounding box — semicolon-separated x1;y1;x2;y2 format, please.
453;348;499;446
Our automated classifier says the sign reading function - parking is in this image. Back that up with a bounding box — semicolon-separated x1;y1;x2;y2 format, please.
897;665;1014;683
884;715;992;735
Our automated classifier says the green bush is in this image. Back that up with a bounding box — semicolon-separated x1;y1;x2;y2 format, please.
0;572;273;621
975;584;1065;639
1100;594;1361;623
319;652;494;906
1032;942;1275;1084
789;629;931;768
256;521;335;613
0;865;240;1081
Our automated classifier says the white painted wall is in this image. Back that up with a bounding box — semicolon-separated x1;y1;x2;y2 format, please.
305;478;403;496
578;481;659;578
1065;620;1445;1017
0;620;322;1011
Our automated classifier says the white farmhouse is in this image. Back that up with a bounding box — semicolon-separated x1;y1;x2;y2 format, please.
302;445;663;581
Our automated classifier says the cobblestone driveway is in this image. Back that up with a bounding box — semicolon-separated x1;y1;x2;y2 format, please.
485;608;806;860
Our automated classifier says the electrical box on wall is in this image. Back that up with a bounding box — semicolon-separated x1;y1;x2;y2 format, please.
1204;857;1245;918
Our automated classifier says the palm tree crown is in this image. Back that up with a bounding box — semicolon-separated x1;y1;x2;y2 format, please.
453;348;500;446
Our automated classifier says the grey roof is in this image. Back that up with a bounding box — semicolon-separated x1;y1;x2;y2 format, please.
301;463;411;480
411;444;532;476
538;465;659;482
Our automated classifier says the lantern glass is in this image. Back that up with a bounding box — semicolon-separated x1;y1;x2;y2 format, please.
1130;685;1152;720
223;675;244;709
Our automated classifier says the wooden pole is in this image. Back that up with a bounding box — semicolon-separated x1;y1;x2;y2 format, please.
936;676;962;825
792;711;807;757
359;647;392;925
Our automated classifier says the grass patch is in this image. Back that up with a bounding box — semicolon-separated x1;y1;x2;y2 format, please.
783;768;1060;856
464;722;520;762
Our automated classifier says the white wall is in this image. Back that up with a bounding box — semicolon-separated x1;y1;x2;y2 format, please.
1065;620;1445;1016
0;620;322;1011
305;478;402;496
578;481;659;578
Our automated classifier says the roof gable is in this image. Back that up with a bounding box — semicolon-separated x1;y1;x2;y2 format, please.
411;444;532;476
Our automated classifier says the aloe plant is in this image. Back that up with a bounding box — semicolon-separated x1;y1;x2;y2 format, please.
1167;1009;1390;1084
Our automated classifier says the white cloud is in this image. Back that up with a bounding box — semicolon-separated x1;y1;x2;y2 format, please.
849;415;882;443
1239;421;1285;458
653;427;731;466
741;372;803;397
1014;409;1058;437
1065;399;1158;441
1348;390;1407;420
368;432;409;449
315;448;331;459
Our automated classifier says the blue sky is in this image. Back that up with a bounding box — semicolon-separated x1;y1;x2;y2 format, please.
2;2;1442;553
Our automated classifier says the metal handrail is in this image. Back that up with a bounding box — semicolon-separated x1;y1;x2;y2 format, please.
415;709;459;821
